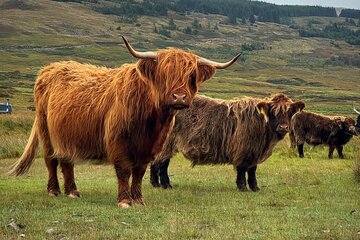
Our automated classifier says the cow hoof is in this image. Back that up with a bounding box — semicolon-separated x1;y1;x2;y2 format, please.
162;184;172;189
151;182;161;188
328;155;333;159
250;186;260;192
238;186;249;192
67;190;81;198
118;200;132;208
48;190;60;196
299;155;304;158
132;198;146;206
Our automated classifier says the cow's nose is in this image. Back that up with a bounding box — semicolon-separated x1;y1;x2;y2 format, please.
173;94;186;102
278;124;289;131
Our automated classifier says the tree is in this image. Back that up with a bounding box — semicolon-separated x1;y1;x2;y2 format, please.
192;19;201;29
241;17;246;24
184;26;192;34
227;10;237;25
249;14;255;24
168;18;177;30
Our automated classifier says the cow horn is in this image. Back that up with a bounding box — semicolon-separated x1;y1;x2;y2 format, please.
122;36;157;59
197;53;241;69
353;106;360;115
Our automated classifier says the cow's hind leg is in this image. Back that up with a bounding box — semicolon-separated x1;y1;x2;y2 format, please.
150;163;160;188
159;159;172;189
289;131;296;149
297;144;304;158
247;165;260;192
236;165;248;191
45;155;61;196
37;111;60;196
131;163;148;206
60;159;80;198
336;146;344;159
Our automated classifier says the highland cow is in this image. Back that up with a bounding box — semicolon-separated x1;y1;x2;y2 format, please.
150;94;305;191
9;37;240;208
290;111;358;159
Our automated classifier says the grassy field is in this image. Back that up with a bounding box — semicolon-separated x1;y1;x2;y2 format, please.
1;0;360;239
1;137;359;239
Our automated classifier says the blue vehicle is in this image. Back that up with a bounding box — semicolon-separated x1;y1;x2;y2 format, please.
0;99;12;114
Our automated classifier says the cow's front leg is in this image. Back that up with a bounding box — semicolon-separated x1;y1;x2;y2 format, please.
328;145;335;159
236;165;248;191
336;145;344;159
247;165;260;192
131;163;148;206
114;161;132;208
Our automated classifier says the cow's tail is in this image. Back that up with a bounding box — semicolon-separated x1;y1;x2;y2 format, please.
9;117;39;176
289;125;297;149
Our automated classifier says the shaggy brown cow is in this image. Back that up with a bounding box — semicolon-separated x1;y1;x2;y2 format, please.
290;111;358;159
150;94;305;191
9;37;240;208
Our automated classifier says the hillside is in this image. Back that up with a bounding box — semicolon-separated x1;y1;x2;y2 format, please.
0;0;360;116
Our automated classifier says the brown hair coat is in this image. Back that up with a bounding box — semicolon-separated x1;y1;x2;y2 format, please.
151;94;305;191
10;46;231;207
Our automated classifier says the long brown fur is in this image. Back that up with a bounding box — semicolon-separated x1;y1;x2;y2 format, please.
151;93;305;191
290;111;358;158
10;47;218;207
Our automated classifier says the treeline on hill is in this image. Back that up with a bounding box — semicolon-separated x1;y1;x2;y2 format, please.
299;23;360;45
340;9;360;19
88;0;336;24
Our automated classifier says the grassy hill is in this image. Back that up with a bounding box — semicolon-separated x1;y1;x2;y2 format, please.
0;0;359;114
0;0;359;239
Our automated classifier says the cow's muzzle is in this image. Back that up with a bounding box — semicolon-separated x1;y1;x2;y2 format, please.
170;94;189;110
276;124;289;134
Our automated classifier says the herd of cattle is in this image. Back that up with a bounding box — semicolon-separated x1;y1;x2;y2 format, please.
150;95;360;191
9;37;360;207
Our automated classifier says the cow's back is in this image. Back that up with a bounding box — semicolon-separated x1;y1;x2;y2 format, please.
34;61;117;160
292;111;334;145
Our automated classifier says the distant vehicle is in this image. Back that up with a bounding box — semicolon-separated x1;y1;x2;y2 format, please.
0;99;12;114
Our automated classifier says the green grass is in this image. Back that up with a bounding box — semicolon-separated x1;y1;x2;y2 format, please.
1;138;359;239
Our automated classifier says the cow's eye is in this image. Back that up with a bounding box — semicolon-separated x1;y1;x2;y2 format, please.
189;73;197;89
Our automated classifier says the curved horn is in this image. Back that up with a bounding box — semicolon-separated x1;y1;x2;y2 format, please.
354;106;360;115
122;36;157;59
197;53;241;69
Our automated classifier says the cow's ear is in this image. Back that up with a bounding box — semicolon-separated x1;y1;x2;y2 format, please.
256;101;270;116
137;59;157;81
198;64;216;82
290;101;305;116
